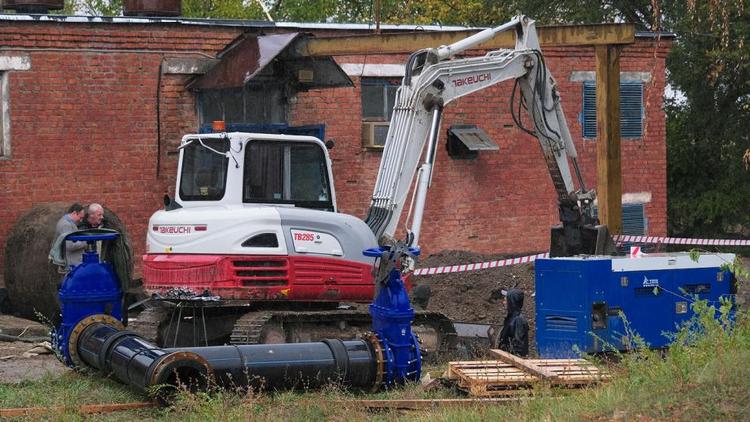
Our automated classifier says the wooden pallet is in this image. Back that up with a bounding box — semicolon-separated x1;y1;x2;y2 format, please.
446;349;610;397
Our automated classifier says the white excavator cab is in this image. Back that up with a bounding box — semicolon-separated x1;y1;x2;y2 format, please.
174;132;336;212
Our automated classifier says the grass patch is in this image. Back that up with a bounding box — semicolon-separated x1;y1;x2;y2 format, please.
0;371;142;409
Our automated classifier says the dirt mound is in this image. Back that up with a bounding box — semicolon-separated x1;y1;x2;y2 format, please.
413;249;539;353
4;203;133;320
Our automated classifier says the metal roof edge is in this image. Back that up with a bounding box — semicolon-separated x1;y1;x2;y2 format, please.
0;13;475;31
0;14;668;39
635;31;676;39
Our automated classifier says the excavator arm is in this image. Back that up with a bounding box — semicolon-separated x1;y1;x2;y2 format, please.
364;15;615;257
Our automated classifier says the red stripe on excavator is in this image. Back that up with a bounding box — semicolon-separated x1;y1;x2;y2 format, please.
142;254;378;301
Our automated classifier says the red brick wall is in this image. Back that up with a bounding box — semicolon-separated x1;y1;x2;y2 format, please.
0;20;670;283
293;40;671;256
0;22;243;281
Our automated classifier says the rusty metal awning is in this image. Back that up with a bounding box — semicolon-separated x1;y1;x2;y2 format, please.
448;125;499;151
188;32;352;91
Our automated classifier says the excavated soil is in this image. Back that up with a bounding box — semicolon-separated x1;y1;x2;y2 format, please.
412;250;539;354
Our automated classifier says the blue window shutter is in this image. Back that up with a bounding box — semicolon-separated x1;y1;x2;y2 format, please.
621;203;647;235
581;80;644;139
582;81;597;138
592;203;647;236
620;81;644;138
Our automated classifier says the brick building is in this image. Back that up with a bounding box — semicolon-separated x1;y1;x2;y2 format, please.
0;14;672;280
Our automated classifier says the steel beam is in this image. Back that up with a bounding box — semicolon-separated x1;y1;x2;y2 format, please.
296;23;635;56
595;45;623;235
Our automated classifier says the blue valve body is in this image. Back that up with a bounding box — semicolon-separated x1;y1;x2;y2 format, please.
54;231;122;366
365;246;422;386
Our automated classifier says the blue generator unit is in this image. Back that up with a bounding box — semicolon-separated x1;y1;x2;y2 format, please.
535;253;736;358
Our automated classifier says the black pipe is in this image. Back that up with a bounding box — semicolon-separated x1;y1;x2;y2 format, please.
170;339;376;391
74;320;379;395
77;322;210;394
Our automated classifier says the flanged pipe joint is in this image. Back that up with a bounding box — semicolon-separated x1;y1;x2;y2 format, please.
62;316;400;395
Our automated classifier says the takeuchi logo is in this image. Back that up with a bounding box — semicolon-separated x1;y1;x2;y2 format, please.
153;224;207;234
451;73;491;88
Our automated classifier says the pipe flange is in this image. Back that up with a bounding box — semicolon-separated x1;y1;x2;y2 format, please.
363;332;385;392
149;351;212;392
67;314;124;368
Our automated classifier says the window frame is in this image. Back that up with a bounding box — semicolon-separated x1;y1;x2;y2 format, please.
0;71;9;159
195;81;288;127
242;139;334;211
360;77;400;122
177;138;230;202
0;55;31;160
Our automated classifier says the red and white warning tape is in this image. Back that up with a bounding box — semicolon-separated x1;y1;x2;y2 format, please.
614;235;750;246
412;252;549;276
412;235;749;276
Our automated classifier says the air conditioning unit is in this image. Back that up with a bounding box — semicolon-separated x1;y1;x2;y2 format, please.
361;121;390;149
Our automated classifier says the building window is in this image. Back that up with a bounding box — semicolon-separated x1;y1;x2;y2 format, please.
361;78;399;148
581;81;644;139
196;82;287;126
0;72;8;159
593;203;648;235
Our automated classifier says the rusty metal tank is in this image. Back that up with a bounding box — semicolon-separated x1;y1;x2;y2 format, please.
2;0;64;13
123;0;181;17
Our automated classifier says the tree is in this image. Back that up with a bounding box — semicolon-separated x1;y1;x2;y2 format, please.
56;0;749;237
665;1;750;237
63;0;121;16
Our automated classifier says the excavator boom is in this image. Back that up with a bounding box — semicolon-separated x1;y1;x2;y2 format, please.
364;15;615;257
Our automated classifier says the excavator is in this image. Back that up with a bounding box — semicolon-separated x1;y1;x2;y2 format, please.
132;15;615;356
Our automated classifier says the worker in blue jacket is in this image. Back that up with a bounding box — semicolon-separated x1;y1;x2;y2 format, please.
497;289;529;357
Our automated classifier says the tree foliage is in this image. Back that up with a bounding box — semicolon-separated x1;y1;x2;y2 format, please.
665;1;750;237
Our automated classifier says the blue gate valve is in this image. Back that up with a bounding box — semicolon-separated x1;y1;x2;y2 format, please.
363;245;422;387
54;230;124;367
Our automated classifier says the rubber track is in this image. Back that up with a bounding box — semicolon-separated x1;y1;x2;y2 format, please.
128;307;172;344
229;312;274;345
228;309;458;355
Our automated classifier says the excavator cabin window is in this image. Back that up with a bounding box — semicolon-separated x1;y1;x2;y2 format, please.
243;140;333;211
178;138;229;201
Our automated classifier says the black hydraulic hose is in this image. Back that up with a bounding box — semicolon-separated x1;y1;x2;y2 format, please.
73;321;379;395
